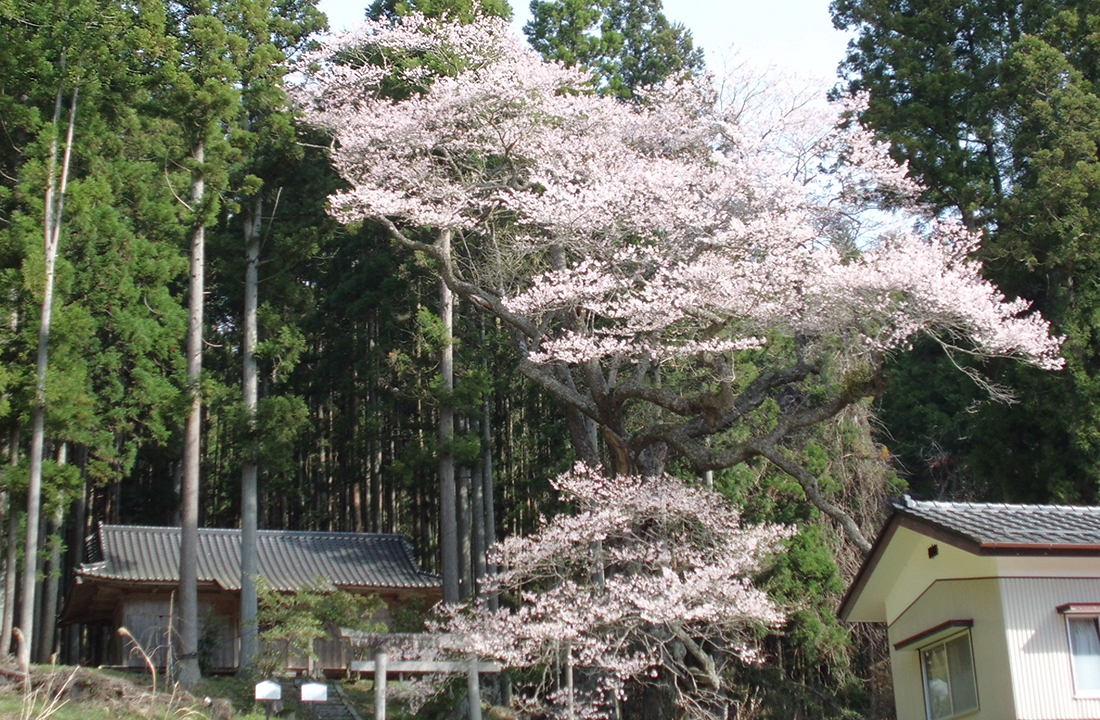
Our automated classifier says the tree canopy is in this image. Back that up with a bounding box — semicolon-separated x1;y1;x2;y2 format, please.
524;0;704;98
0;1;1082;715
834;0;1100;502
295;12;1061;556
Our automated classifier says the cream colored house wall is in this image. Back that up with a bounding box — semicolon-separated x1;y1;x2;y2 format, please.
888;578;1012;720
999;576;1100;720
881;527;999;623
997;555;1100;579
872;543;1100;720
846;507;1100;720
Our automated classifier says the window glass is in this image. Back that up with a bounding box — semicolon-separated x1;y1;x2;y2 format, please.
946;635;978;713
921;631;978;720
923;643;952;719
1068;617;1100;694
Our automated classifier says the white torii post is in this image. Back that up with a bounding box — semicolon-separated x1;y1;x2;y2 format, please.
343;631;498;719
370;648;482;720
374;647;387;719
467;652;482;720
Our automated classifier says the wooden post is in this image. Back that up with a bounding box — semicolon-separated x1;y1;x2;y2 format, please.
374;647;387;720
467;653;482;720
565;643;574;720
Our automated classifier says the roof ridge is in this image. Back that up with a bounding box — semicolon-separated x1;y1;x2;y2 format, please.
100;524;408;538
256;528;406;538
900;498;1100;512
87;525;442;592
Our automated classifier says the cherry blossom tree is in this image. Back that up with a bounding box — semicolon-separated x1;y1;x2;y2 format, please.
292;13;1062;555
292;15;1065;716
442;463;790;719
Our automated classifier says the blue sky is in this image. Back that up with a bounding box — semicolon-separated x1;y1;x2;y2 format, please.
315;0;853;80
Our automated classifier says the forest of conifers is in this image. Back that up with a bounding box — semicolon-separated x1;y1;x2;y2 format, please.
4;0;1100;715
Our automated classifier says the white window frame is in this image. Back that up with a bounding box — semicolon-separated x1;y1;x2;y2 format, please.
1064;613;1100;699
919;630;979;720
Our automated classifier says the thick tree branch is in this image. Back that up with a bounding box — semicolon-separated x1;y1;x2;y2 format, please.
684;362;819;437
669;625;721;690
648;363;882;465
516;358;600;421
622;361;820;462
755;445;872;555
755;374;881;450
624;369;882;554
378;217;542;340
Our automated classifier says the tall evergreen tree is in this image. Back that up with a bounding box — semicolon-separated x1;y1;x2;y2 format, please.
0;0;189;663
214;0;324;672
834;0;1100;502
161;0;244;685
157;0;326;682
366;0;513;604
524;0;704;99
368;0;511;21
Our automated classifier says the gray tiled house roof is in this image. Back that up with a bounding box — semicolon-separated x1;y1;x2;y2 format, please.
838;497;1100;621
895;496;1100;549
78;523;441;592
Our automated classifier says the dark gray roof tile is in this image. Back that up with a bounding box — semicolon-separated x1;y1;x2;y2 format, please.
897;497;1100;547
79;524;441;592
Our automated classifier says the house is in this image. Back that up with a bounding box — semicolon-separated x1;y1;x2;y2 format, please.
60;523;442;672
840;497;1100;720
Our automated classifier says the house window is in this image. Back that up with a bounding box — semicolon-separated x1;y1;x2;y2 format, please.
1067;616;1100;695
920;631;978;720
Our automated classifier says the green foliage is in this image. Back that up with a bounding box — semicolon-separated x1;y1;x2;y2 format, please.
256;577;386;675
391;595;431;633
368;0;512;21
253;320;306;383
711;401;897;717
0;0;192;502
524;0;704;99
836;0;1100;503
198;608;232;674
733;525;866;718
222;393;309;475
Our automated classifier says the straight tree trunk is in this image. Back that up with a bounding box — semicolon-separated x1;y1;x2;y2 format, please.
63;459;86;665
37;492;64;661
458;460;472;599
239;195;261;672
1;509;17;657
33;517;46;664
1;428;18;656
21;85;77;670
480;327;498;612
565;643;575;720
439;229;459;604
178;139;205;688
471;425;485;595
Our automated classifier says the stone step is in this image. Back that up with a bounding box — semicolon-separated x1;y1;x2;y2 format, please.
296;682;360;720
313;704;355;720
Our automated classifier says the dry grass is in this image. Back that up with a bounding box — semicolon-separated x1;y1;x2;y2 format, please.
0;658;241;720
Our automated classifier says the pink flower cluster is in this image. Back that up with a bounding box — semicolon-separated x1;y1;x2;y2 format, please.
440;463;790;717
294;13;1062;374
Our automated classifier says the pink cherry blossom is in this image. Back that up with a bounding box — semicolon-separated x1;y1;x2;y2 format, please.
293;15;1060;373
438;464;790;719
292;7;1063;609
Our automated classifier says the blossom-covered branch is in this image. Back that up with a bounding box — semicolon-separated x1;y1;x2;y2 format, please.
293;12;1063;549
441;464;790;719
